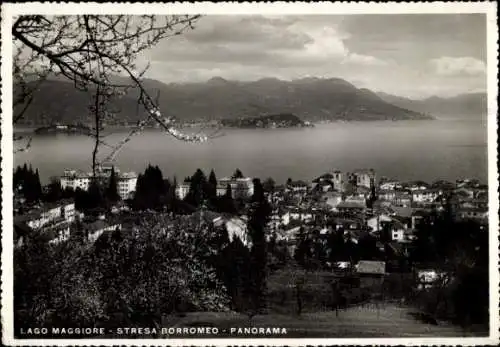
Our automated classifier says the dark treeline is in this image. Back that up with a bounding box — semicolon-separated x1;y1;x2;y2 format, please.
410;203;489;328
13;164;43;203
131;166;254;215
14;164;122;215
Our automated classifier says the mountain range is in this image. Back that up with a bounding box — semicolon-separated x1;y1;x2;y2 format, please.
377;91;487;119
14;75;483;126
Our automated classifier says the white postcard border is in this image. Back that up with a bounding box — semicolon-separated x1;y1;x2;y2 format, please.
1;2;499;346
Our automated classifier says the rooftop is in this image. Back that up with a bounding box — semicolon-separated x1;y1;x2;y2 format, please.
356;260;386;275
288;180;308;187
118;172;138;179
353;169;376;175
337;201;365;209
40;199;74;211
219;177;253;182
84;220;120;232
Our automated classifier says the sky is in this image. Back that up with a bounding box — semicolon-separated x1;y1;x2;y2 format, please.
138;14;486;98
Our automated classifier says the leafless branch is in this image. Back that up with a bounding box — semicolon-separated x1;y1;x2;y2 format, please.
12;14;225;166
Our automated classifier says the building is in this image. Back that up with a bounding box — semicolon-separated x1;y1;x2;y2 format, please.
175;183;191;200
412;189;440;203
379;180;402;190
60;166;137;200
356;260;386;290
289;208;314;223
336;200;366;214
378;189;396;202
225;217;249;246
45;224;71;245
394;191;412;207
354;186;372;199
367;214;407;242
60;169;91;191
21;200;76;230
405;181;430;191
117;172;137;200
351;169;376;189
367;214;393;233
391;229;405;242
331;170;345;191
84;220;122;243
216;177;254;199
14;200;75;245
416;268;451;290
457;207;488;224
324;191;342;209
286;180;309;193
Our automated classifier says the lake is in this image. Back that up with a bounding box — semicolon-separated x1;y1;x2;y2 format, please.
14;119;488;185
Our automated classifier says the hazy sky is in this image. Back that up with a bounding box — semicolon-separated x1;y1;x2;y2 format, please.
140;14;487;98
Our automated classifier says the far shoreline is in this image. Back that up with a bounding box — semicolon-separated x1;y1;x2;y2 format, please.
13;117;443;134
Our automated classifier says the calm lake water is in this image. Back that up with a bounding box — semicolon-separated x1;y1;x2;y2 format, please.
14;120;488;185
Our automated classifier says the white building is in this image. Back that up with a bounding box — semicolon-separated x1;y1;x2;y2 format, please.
324;191;342;209
379;181;402;190
175;183;190;200
412;189;440;203
330;170;345;191
60;169;91;191
60;166;137;200
85;220;122;243
117;172;138;200
216;177;254;199
225;217;249;246
25;200;75;230
391;229;405;242
15;200;76;245
351;169;376;189
416;269;451;290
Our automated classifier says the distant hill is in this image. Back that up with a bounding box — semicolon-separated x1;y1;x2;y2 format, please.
14;76;433;126
377;92;487;119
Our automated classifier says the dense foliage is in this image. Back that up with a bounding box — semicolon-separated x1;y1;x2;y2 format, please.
14;214;230;334
13;164;43;203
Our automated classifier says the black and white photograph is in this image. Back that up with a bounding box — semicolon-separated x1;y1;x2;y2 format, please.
1;2;499;345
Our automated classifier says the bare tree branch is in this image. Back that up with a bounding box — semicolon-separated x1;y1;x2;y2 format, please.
12;14;224;166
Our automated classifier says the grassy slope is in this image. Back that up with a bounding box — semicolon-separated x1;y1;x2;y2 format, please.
161;304;487;338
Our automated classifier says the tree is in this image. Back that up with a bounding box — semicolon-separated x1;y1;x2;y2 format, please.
15;213;231;329
13;164;43;202
232;168;244;179
207;169;218;200
219;184;237;214
262;177;276;193
251;178;265;203
12;15;217;162
87;178;105;210
185;169;207;208
166;176;179;214
247;191;272;313
327;230;347;263
44;177;64;202
133;165;168;210
218;236;252;311
105;166;120;203
34;169;43;200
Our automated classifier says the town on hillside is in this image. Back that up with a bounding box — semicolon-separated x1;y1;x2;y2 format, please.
13;163;489;336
